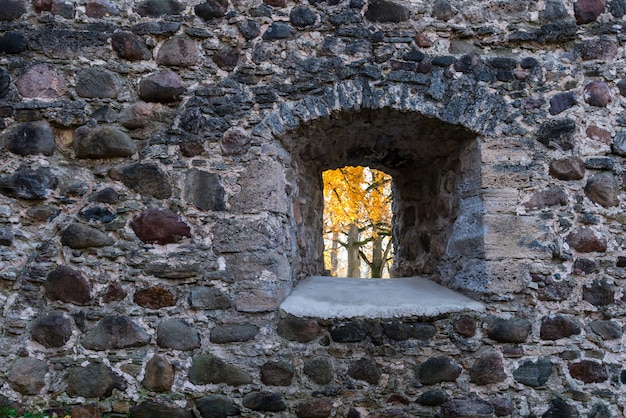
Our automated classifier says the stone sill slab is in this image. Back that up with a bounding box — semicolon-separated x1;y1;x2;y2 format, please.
280;276;485;320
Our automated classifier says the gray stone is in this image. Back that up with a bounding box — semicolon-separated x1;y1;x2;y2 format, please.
611;0;626;16
0;0;26;20
74;126;136;159
210;323;258;344
242;392;286;412
382;321;436;341
237;19;260;39
129;401;192;418
330;321;367;342
486;317;531;343
417;357;461;385
82;315;150;350
142;355;174;392
513;358;552;387
135;0;184;16
470;351;506;385
3;121;55;156
157;36;201;67
111;31;152;61
536;118;576;150
8;357;48;395
189;354;252;386
66;362;126;399
572;258;599;274
189;286;232;310
156;318;200;350
440;399;494;418
416;389;448;406
263;23;294;40
290;6;316;27
89;187;120;204
234;278;289;312
0;31;27;54
584;157;614;170
51;0;74;17
0;227;13;246
109;163;172;199
196;395;240;418
194;0;228;20
130;208;191;244
0;68;9;98
61;223;114;249
432;0;454;21
0;166;57;200
185;169;226;211
590;320;622;340
31;311;73;348
260;360;294;386
585;172;618;207
540;315;582;340
139;71;185;102
611;130;626;156
542;397;579;418
45;265;92;305
303;356;333;385
549;92;577;115
16;63;66;98
75;68;118;98
365;0;409;22
587;403;611;418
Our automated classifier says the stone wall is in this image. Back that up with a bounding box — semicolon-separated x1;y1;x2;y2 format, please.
0;0;625;416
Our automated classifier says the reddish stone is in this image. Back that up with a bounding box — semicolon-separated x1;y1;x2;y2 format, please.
525;188;568;209
16;63;67;98
583;279;615;306
414;34;433;48
453;315;476;337
576;38;618;60
130;208;191;245
139;71;186;103
134;286;176;309
387;394;410;405
296;399;333;418
221;126;251;155
585;172;619;208
118;101;153;129
584;81;612;107
568;360;608;383
540;315;581;340
33;0;52;12
549;157;585;180
156;35;201;68
103;283;127;303
617;256;626;267
574;0;605;24
111;31;152;61
586;125;611;143
142;355;174;392
566;227;607;253
69;405;103;418
277;315;321;342
264;0;286;6
470;351;506;385
213;47;239;71
45;265;92;305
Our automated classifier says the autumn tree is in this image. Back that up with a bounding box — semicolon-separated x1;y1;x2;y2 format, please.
322;166;393;278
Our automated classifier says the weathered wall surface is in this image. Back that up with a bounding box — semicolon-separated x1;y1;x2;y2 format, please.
0;0;625;416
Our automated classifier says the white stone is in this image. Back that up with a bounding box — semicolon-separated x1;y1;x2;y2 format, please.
279;276;485;320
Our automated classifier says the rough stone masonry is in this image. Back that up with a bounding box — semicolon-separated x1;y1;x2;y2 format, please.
0;0;625;416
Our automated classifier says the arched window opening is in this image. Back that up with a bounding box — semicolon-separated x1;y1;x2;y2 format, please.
322;166;393;278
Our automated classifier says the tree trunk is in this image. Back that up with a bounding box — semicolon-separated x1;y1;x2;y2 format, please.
370;235;384;278
347;223;360;277
330;231;339;276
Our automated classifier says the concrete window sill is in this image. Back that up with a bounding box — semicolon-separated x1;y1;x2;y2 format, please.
279;276;485;320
